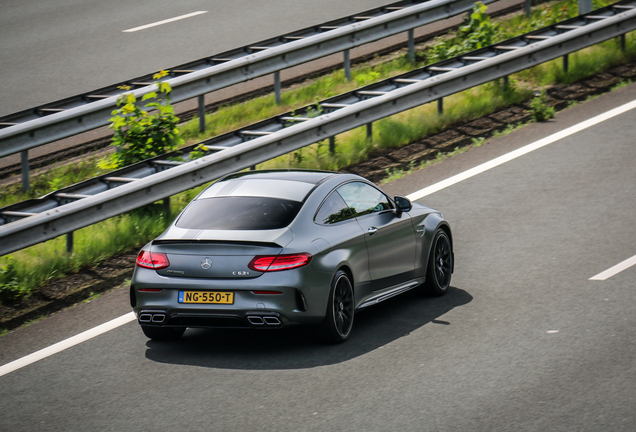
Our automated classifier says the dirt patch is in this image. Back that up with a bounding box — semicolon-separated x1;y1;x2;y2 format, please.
548;83;596;103
584;72;622;92
488;106;531;124
390;141;437;165
456;117;504;138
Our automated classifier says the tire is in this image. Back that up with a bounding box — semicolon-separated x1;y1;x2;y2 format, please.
320;270;355;343
141;325;186;341
424;230;453;296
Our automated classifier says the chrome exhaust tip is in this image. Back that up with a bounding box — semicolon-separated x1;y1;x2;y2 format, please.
139;313;152;323
151;314;166;323
263;316;281;326
247;316;265;325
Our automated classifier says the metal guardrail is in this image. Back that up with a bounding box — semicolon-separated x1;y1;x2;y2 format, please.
1;2;635;256
1;0;634;229
0;0;497;160
0;0;621;225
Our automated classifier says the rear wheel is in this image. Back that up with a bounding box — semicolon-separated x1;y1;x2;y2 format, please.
424;230;452;296
320;270;355;343
141;326;186;341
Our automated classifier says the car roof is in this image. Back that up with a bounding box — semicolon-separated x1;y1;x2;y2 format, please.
220;170;338;185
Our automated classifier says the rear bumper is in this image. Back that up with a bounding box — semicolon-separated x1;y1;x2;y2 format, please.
131;265;333;328
135;308;306;329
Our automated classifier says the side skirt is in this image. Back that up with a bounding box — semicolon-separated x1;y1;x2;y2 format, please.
357;278;425;309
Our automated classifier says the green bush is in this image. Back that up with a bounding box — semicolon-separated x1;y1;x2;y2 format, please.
0;256;27;305
100;70;184;169
427;2;498;63
530;91;556;122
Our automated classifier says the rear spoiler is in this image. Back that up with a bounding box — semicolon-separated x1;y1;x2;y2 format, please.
151;239;283;248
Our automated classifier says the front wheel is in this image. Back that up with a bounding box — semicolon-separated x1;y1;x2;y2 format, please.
424;230;453;296
141;325;186;341
320;270;355;343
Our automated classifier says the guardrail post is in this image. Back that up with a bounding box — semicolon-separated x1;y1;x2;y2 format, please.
437;98;444;115
525;0;531;18
503;75;509;90
344;50;352;81
66;232;73;255
563;54;569;73
366;123;373;142
620;34;626;51
408;29;415;62
329;136;336;154
163;197;170;219
578;0;592;15
274;71;282;105
198;95;206;133
20;150;30;192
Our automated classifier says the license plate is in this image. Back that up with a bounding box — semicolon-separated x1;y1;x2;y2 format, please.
178;291;234;304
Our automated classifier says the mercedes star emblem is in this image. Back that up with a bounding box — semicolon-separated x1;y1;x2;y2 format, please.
201;257;213;270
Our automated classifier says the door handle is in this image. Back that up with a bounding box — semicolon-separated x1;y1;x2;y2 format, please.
367;227;378;235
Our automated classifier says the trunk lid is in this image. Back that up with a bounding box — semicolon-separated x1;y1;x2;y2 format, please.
150;240;283;279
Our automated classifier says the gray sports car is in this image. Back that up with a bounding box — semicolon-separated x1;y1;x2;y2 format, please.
131;170;453;343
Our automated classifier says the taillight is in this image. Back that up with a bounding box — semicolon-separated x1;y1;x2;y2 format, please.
136;250;170;270
248;253;312;272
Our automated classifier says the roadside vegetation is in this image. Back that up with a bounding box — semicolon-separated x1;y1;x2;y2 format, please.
0;0;631;305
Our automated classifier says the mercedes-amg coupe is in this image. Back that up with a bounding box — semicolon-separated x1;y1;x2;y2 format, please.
131;170;453;343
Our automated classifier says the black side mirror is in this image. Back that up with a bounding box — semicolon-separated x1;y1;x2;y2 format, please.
394;196;412;216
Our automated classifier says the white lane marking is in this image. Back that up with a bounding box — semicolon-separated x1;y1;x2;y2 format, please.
123;11;208;33
589;255;636;280
406;99;636;202
0;312;135;378
4;98;636;378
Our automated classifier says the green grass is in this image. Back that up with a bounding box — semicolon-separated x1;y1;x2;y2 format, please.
0;0;633;304
0;157;102;208
259;79;532;171
179;56;416;144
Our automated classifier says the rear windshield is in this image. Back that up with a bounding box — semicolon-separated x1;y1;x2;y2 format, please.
175;197;303;230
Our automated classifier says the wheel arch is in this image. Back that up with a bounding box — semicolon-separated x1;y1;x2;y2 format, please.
337;265;354;292
422;217;454;275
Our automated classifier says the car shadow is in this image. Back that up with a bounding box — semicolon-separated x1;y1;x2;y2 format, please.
144;286;472;370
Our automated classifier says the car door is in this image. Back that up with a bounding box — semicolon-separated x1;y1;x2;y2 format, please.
313;189;371;286
336;182;417;286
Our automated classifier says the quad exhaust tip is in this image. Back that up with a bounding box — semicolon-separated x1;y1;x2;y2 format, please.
263;316;281;325
247;315;281;326
139;312;166;323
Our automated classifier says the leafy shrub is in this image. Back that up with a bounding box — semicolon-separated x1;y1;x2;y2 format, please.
0;256;27;304
188;144;209;161
100;70;184;169
530;91;555;122
427;2;498;63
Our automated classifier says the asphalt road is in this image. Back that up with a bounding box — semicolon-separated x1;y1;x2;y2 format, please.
0;0;396;117
1;81;636;430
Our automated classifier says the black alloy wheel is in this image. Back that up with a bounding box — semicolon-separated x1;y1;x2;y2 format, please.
321;270;355;343
424;230;452;296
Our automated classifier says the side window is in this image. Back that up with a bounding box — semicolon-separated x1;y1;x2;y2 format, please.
315;192;354;225
337;182;392;218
